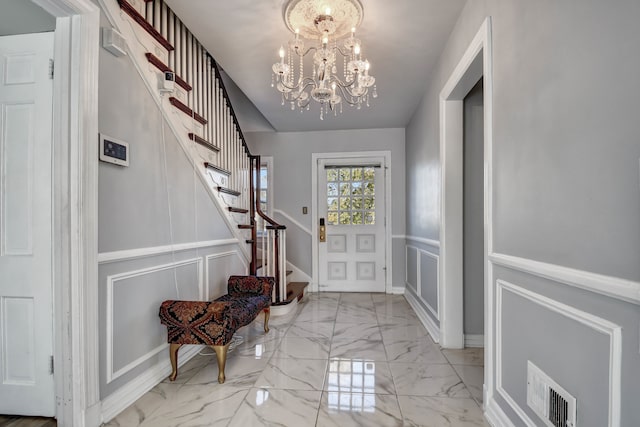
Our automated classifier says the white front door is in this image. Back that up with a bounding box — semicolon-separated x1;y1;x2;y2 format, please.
318;157;386;292
0;32;55;416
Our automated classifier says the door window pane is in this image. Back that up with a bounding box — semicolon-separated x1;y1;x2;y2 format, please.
326;166;376;226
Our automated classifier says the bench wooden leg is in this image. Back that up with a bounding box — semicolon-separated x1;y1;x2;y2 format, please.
211;343;230;384
264;307;270;333
169;343;182;381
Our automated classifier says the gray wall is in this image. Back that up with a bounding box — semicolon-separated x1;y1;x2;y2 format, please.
405;0;640;425
0;0;55;36
246;128;406;287
463;79;484;336
97;13;244;399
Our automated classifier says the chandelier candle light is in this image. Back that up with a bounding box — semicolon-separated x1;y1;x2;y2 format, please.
271;0;377;120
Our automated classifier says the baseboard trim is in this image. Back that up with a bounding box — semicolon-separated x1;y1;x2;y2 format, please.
101;345;200;423
484;397;514;427
390;286;405;295
464;334;485;348
404;287;440;343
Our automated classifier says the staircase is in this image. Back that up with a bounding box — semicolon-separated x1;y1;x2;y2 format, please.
103;0;307;311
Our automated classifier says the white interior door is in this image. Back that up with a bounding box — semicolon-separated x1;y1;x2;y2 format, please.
0;32;55;416
318;157;386;292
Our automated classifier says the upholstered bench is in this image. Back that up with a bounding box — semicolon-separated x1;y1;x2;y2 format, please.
159;275;274;384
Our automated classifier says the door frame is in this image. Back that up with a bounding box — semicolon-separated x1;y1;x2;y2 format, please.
311;151;392;294
32;0;100;425
438;17;493;406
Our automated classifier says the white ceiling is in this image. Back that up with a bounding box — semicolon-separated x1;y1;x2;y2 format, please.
164;0;467;132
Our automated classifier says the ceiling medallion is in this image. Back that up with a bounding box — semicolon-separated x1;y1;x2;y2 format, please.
271;0;377;120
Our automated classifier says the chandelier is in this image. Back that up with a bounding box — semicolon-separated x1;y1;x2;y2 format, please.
271;0;377;120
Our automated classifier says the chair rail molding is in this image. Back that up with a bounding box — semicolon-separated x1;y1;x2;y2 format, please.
97;238;240;264
490;252;640;306
405;235;441;248
273;208;312;236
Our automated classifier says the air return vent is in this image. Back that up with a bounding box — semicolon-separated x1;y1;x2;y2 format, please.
527;361;577;427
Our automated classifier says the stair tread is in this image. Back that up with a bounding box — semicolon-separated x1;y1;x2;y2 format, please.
217;186;241;197
228;207;249;214
117;0;173;51
169;97;207;125
273;282;308;305
205;162;231;176
190;134;220;152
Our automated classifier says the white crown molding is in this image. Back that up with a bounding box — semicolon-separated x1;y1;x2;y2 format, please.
496;279;621;427
273;209;312;236
404;286;440;343
98;238;239;264
106;258;203;384
490;252;640;306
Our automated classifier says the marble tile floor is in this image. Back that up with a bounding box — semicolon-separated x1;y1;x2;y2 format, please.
101;292;488;427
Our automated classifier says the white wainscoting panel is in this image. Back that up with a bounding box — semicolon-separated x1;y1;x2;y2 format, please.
205;250;248;300
406;245;439;320
105;258;203;384
495;279;621;427
404;287;440;343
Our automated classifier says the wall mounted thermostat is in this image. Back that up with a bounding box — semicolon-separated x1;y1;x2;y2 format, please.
99;134;129;167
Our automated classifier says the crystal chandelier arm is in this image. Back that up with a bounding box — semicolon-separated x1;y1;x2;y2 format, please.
275;73;315;92
333;83;368;105
291;45;318;57
334;45;353;57
330;73;358;90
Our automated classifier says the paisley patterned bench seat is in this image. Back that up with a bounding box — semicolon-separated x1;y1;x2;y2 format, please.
159;275;274;384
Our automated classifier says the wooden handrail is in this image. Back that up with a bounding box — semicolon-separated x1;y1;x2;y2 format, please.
251;155;285;229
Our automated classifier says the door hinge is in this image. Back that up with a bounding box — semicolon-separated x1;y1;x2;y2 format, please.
49;355;54;375
49;59;54;79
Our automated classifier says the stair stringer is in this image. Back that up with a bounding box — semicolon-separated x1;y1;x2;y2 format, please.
97;0;252;264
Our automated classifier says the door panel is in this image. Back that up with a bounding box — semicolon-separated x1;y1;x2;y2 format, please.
0;32;55;416
318;158;386;292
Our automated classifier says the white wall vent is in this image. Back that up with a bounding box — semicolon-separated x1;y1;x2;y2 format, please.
102;27;127;57
527;361;577;427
